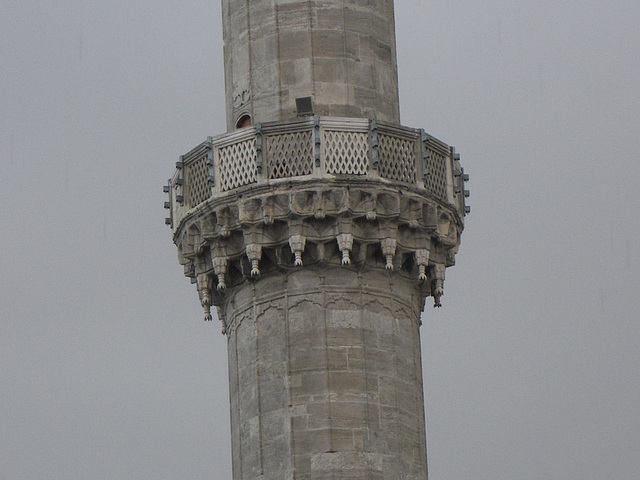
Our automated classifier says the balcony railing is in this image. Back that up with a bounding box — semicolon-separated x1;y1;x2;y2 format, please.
166;117;468;229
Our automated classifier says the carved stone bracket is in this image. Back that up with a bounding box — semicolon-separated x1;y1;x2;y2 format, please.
213;256;228;290
197;273;213;321
173;180;463;327
382;238;396;270
216;306;228;335
431;263;446;308
245;244;262;276
415;249;430;282
289;235;306;266
336;233;353;265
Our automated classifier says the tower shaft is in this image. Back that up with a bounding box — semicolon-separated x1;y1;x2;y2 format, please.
227;267;427;479
166;1;469;479
222;0;400;129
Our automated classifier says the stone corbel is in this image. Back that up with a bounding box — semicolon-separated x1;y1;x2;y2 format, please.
263;194;289;225
239;198;262;223
289;235;306;266
422;202;438;232
262;195;277;226
200;213;217;239
415;249;430;281
348;189;375;218
184;260;195;279
401;198;422;230
196;273;213;321
194;239;207;256
293;191;317;216
216;306;228;335
445;250;457;267
436;211;451;242
443;224;460;249
245;244;262;276
336;233;354;265
376;192;399;216
432;263;446;308
321;188;346;215
242;224;264;276
365;189;377;221
213;256;228;290
382;238;397;270
176;231;190;260
216;207;233;237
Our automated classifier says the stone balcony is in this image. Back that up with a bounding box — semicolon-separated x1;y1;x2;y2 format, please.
166;116;468;228
164;116;469;323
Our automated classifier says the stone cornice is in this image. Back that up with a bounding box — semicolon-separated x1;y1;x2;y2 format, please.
174;183;461;329
165;117;469;330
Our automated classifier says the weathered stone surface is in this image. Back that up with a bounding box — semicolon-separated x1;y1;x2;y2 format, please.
167;2;470;478
168;136;465;477
221;0;400;129
217;267;429;479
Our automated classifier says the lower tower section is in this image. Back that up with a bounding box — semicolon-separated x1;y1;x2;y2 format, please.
226;267;427;480
166;116;468;479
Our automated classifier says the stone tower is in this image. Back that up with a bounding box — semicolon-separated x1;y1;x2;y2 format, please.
165;1;469;479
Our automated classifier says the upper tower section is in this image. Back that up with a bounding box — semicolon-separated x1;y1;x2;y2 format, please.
222;0;400;130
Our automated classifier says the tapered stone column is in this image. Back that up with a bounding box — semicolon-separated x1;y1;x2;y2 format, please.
166;1;469;478
226;265;428;480
168;162;466;478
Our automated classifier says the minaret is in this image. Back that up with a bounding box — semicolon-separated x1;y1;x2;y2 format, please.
165;1;469;479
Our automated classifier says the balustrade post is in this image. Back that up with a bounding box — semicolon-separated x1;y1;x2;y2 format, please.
369;119;379;177
205;139;215;198
254;123;264;183
313;116;322;176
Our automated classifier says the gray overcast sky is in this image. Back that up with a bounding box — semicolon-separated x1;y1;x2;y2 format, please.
1;1;639;479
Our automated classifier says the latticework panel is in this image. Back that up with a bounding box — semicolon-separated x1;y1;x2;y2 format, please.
218;139;257;192
377;134;417;184
424;147;448;200
324;130;369;175
185;154;211;207
265;131;313;179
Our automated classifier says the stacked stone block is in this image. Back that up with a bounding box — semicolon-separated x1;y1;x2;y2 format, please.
222;0;400;128
225;266;428;479
168;171;465;478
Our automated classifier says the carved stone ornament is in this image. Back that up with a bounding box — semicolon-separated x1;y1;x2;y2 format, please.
288;235;306;266
167;117;468;329
196;273;213;321
245;243;262;276
382;237;397;270
336;233;354;265
172;182;462;328
232;85;251;109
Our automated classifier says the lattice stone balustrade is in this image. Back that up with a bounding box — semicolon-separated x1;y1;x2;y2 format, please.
165;116;469;329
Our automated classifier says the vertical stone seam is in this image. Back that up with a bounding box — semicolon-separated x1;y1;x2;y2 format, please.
360;283;374;479
323;273;334;453
416;316;428;474
340;0;352;109
367;3;376;115
245;0;253;123
308;0;316;99
252;282;265;474
232;317;243;480
388;0;401;121
274;2;283;120
391;280;401;465
222;0;230;129
284;274;296;476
